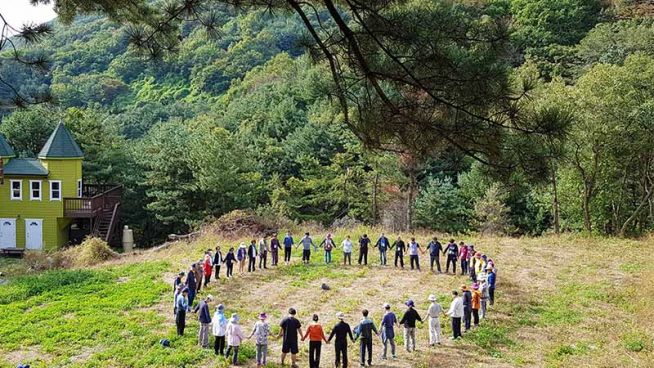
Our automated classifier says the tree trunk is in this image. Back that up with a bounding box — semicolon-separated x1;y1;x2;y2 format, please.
619;185;654;237
551;169;560;234
371;173;379;225
406;174;416;231
582;187;592;233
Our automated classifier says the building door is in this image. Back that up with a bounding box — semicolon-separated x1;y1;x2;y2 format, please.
25;219;43;250
0;219;16;248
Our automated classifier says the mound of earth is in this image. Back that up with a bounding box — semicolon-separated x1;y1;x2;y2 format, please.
204;210;278;238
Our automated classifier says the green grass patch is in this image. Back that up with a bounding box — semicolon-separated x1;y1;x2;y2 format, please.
0;261;186;368
547;342;590;361
621;331;650;352
619;262;645;274
466;322;514;356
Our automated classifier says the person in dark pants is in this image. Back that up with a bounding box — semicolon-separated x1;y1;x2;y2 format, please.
328;312;354;368
185;264;197;308
213;246;223;279
374;233;390;266
270;233;281;266
358;234;370;265
407;238;423;270
459;242;469;276
354;309;378;367
302;314;328;368
461;285;472;332
175;288;189;336
279;308;304;367
471;283;481;327
224;247;236;278
427;237;442;273
300;233;316;264
247;239;258;272
212;304;228;355
487;266;496;306
283;232;294;265
444;239;458;274
391;236;405;268
258;236;269;269
446;290;463;339
341;235;353;265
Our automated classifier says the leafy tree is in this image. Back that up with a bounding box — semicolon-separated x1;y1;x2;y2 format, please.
473;183;512;236
47;0;567;173
0;106;58;156
64;107;130;184
414;177;470;233
577;19;654;65
511;0;603;49
561;54;654;235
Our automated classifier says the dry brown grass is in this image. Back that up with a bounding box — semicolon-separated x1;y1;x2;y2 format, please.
126;230;653;368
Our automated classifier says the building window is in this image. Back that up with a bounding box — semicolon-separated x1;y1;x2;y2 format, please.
30;180;41;201
50;180;62;201
77;179;82;198
10;180;21;200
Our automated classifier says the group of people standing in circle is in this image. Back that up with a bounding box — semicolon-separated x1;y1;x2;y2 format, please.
170;231;498;367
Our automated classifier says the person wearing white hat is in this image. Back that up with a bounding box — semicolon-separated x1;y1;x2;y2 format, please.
226;313;245;365
249;312;271;368
328;312;354;368
193;295;214;348
379;303;398;359
426;295;444;346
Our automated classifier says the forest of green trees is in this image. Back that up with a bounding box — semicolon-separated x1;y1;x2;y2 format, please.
1;0;653;244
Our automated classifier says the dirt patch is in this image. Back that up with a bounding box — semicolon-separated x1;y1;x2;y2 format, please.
3;346;53;366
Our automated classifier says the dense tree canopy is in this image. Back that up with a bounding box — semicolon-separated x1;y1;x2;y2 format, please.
1;0;652;243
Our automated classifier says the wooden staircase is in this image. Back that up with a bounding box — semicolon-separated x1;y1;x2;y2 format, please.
93;202;120;243
65;184;123;245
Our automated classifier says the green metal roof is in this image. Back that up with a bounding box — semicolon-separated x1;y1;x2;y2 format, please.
3;158;49;176
0;133;15;158
38;121;84;159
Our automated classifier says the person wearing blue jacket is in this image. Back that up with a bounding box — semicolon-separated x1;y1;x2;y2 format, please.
380;303;398;359
487;266;496;306
185;264;197;309
427;237;443;273
283;232;294;265
175;288;189;336
194;295;214;348
375;234;390;266
354;309;379;367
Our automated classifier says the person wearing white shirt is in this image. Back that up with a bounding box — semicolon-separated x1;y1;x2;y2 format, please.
426;294;444;346
341;235;353;265
446;291;464;339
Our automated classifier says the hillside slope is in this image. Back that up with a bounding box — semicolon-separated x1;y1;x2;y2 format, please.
0;230;652;368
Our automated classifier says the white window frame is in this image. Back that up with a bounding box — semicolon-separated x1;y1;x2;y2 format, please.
29;180;42;201
77;179;82;198
49;180;62;201
9;180;22;200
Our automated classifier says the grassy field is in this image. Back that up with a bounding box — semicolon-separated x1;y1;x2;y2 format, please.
0;228;653;368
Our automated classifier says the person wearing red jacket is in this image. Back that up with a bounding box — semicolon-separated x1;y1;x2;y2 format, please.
203;254;213;287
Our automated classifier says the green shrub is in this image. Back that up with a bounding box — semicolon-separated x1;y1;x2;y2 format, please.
622;332;649;352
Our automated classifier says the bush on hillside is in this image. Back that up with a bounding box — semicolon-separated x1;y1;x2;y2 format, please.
65;237;119;266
